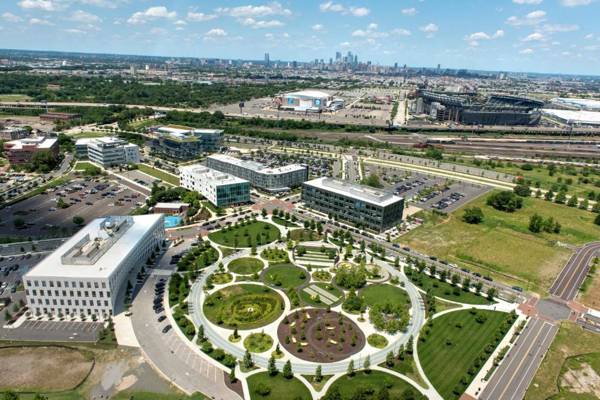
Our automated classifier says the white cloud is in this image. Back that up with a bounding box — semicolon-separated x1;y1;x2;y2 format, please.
18;0;57;11
204;28;227;37
420;23;438;37
64;28;86;34
522;32;546;41
29;17;53;25
77;0;124;8
560;0;592;6
150;27;167;35
217;2;291;18
513;0;543;4
401;7;417;16
312;23;324;31
391;28;411;36
506;10;546;26
464;30;504;46
319;2;370;17
2;12;23;23
70;10;101;24
128;6;177;24
519;48;534;54
240;18;283;29
540;24;579;32
174;19;187;26
584;33;594;39
186;12;217;22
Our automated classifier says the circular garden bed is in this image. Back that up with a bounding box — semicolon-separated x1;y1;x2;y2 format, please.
263;264;308;289
203;284;284;330
244;332;274;353
277;308;365;363
228;257;264;275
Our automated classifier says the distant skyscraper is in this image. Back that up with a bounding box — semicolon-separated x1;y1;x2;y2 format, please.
329;58;333;65
354;55;358;64
437;63;441;72
264;53;270;65
335;51;342;62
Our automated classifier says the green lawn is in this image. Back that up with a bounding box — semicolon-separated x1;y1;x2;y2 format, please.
203;284;284;329
209;221;279;248
405;269;492;305
401;191;600;293
137;164;180;186
228;257;264;275
70;131;111;139
263;264;308;289
360;284;410;308
247;372;311;400
325;371;425;400
0;94;31;101
367;333;388;349
243;332;274;353
289;229;322;242
419;310;514;399
272;216;300;227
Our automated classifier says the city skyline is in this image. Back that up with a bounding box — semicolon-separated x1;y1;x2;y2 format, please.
0;0;599;75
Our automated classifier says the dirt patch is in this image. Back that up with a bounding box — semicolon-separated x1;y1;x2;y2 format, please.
560;362;600;397
0;346;93;391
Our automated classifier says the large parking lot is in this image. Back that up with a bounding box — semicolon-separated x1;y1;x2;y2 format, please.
0;318;102;342
0;177;144;238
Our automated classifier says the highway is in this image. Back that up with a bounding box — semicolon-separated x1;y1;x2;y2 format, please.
480;317;558;400
549;242;600;301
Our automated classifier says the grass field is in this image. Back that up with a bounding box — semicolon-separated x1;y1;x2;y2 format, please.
0;346;93;392
0;94;31;101
360;284;410;308
247;372;311;400
289;228;322;242
272;216;299;227
401;192;600;293
263;263;308;289
243;333;274;353
298;282;343;307
137;164;180;186
405;269;492;305
325;371;426;400
526;322;600;400
70;131;112;139
419;309;512;399
209;221;279;248
228;257;264;275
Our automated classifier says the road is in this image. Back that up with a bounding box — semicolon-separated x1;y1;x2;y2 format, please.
549;242;600;301
480;318;557;400
130;244;240;400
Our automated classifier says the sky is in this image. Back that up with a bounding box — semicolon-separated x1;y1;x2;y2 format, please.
0;0;599;75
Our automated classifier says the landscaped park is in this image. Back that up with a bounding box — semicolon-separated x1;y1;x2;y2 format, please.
163;213;518;400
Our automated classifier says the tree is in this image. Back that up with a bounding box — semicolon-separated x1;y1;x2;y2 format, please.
486;191;523;212
567;195;578;207
595;214;600;226
362;174;383;188
261;208;267;217
268;355;278;376
528;214;543;233
323;387;342;400
243;349;253;369
315;365;323;382
462;207;484;224
377;387;390;400
72;215;84;226
487;287;497;300
513;184;531;197
347;359;355;376
363;355;371;372
554;191;567;204
425;146;443;160
229;368;237;383
386;351;395;367
282;360;293;379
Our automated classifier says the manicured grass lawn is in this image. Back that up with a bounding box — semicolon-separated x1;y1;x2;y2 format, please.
272;216;300;227
73;161;100;170
367;333;388;349
70;131;112;139
325;371;425;400
526;322;600;400
312;270;332;281
405;269;492;305
210;272;233;284
419;310;513;399
401;192;600;293
263;264;308;289
203;284;284;330
228;257;264;275
247;372;311;400
360;284;410;308
137;164;180;186
0;94;31;101
243;332;274;353
298;282;343;307
289;228;322;242
260;247;289;263
209;221;279;248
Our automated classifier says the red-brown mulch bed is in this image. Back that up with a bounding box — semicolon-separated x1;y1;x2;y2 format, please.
277;308;365;363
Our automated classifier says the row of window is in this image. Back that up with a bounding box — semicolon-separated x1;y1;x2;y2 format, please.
31;297;109;308
26;279;106;290
27;289;109;298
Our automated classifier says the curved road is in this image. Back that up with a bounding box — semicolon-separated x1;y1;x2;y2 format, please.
549;241;600;301
189;243;426;375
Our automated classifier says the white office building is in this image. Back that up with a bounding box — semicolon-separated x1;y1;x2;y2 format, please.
23;214;165;320
278;90;331;112
207;154;308;193
75;137;140;167
179;164;250;208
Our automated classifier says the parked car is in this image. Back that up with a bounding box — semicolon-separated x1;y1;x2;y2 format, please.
162;325;172;333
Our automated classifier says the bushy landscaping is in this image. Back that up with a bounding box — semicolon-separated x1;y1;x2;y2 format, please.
176;241;219;272
209;220;279;247
244;332;274;353
203;284;284;329
367;333;388;349
289;228;322;242
260;247;289;263
298;282;343;307
228;257;264;275
360;284;411;334
334;263;367;289
323;371;425;400
419;309;517;399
